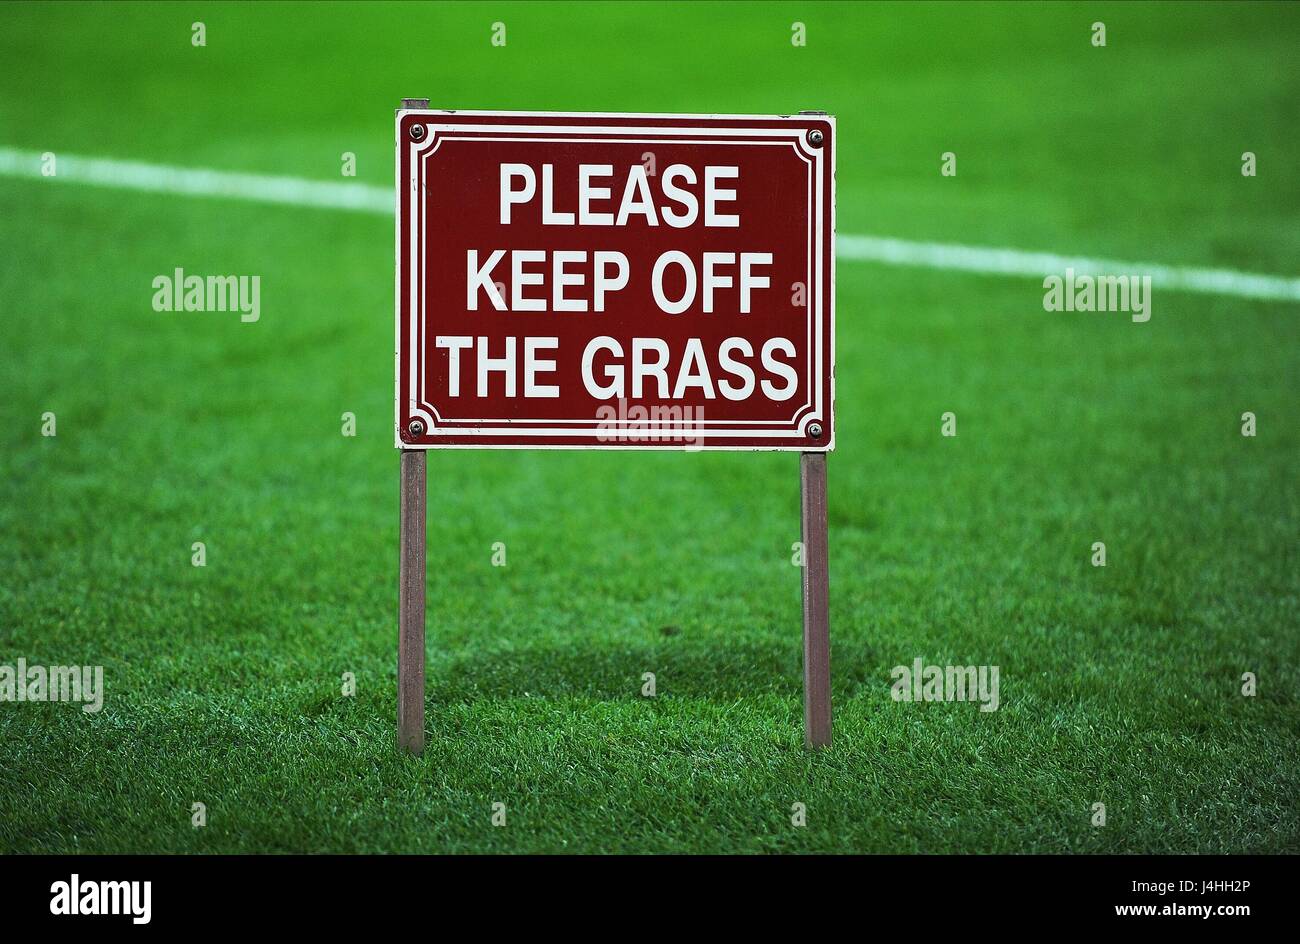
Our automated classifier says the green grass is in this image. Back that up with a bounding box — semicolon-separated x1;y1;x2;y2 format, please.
1;0;1297;853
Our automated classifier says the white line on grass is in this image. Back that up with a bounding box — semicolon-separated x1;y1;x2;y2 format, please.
3;146;1298;302
0;146;391;214
837;235;1300;303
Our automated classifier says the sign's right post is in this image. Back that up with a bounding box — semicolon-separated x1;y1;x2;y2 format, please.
799;107;832;749
800;451;831;748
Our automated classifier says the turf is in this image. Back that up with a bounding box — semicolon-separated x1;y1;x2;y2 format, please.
0;1;1297;853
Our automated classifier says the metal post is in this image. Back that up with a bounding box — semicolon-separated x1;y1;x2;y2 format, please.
396;97;430;755
398;449;426;754
800;452;831;748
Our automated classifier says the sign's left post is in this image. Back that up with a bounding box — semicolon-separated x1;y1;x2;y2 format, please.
397;449;426;754
397;98;430;755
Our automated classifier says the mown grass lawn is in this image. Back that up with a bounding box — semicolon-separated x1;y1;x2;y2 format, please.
0;1;1296;853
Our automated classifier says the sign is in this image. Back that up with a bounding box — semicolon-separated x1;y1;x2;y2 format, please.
392;104;837;752
395;110;835;450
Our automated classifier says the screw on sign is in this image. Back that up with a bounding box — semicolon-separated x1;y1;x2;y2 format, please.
395;107;835;753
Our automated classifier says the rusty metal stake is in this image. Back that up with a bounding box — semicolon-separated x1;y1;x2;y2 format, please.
398;448;426;754
801;452;832;748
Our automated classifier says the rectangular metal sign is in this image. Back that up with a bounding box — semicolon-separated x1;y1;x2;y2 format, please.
396;110;834;450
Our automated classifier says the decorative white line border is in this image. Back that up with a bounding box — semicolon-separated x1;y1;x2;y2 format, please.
414;133;816;427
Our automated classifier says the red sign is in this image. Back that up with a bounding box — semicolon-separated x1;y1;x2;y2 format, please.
395;110;834;450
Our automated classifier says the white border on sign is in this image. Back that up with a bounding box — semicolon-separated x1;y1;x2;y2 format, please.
415;132;817;427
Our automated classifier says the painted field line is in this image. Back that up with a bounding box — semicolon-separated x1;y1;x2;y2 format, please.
3;146;1297;303
0;146;391;214
837;235;1300;303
